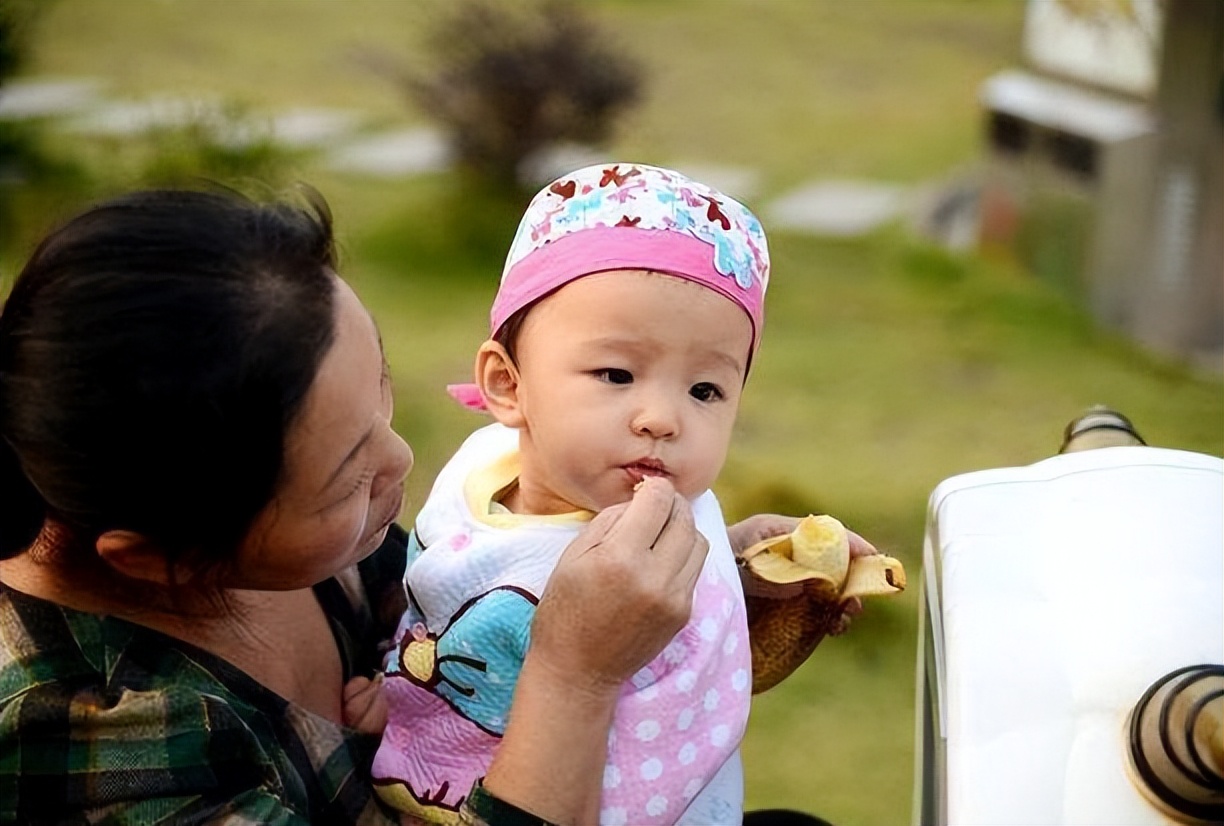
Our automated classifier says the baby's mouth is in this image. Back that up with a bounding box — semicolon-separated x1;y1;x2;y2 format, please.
623;459;670;484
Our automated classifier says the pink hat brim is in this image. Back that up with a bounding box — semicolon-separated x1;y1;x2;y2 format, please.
490;226;763;350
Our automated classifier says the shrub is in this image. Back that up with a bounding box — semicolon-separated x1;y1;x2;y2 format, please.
389;0;643;193
135;106;294;189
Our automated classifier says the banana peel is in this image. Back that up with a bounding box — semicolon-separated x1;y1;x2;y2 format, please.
742;515;906;693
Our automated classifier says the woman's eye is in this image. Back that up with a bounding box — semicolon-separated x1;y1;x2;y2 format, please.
690;382;724;402
341;470;374;502
595;368;633;385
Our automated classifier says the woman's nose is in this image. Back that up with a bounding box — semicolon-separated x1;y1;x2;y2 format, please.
374;428;414;495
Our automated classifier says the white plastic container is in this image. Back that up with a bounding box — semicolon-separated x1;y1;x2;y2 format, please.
913;445;1224;825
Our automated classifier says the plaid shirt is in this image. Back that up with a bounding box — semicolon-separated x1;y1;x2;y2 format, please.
0;527;414;826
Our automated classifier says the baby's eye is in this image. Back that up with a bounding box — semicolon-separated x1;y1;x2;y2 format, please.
594;368;634;385
690;382;724;402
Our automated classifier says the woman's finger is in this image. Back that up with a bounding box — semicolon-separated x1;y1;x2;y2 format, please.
602;477;677;551
648;489;703;578
568;500;625;550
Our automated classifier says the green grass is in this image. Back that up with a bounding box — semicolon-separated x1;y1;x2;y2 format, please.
24;0;1026;189
323;180;1224;825
6;2;1222;824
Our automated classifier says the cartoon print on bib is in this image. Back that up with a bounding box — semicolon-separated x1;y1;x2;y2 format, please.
371;426;752;825
374;576;537;823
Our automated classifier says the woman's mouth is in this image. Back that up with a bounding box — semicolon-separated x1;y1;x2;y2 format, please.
365;490;405;546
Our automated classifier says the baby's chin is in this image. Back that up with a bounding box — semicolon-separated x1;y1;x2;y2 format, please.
595;479;706;510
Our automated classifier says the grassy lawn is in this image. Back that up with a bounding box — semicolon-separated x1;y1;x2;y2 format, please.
6;2;1221;824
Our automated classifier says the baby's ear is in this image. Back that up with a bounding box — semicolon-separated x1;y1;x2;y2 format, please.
475;340;526;428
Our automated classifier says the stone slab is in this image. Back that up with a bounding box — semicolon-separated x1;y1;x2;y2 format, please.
765;179;909;236
0;77;102;120
324;127;451;177
60;97;220;137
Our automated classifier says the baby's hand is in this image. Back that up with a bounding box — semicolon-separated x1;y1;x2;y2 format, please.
731;513;876;632
342;673;388;735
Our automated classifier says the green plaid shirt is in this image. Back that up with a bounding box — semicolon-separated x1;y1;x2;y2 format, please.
0;527;412;826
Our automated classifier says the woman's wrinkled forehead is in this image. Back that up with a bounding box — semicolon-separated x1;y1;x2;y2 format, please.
491;162;770;352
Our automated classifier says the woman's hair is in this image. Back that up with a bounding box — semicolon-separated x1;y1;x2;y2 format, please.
0;188;338;564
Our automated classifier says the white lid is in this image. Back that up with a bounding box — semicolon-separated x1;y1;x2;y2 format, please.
924;447;1223;825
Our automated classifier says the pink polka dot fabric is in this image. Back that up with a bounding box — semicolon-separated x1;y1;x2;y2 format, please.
600;559;751;824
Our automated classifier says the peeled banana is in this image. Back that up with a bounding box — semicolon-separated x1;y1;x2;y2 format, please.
742;515;906;693
742;514;906;597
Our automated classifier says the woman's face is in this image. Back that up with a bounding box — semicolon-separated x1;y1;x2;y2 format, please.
230;275;413;590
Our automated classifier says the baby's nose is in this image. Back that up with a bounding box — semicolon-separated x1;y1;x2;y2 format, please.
630;399;679;439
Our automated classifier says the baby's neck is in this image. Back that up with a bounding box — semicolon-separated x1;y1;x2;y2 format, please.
498;474;594;517
496;480;525;513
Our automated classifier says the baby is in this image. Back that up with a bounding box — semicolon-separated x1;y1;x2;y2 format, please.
372;163;770;825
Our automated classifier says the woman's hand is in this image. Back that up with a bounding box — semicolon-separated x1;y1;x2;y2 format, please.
483;477;707;824
530;476;709;693
729;513;876;634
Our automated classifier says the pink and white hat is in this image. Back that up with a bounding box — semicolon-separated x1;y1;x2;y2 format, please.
449;162;771;410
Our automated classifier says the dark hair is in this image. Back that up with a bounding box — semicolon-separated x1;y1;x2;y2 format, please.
492;303;532;364
0;188;338;564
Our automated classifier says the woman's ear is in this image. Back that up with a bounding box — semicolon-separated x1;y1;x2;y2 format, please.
96;530;176;586
475;340;526;429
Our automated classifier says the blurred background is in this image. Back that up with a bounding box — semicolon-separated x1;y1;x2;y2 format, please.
1;0;1220;822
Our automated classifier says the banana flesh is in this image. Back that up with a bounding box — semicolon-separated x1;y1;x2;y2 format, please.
742;515;906;694
742;514;906;598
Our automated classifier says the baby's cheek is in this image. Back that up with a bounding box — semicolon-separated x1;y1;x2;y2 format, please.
677;463;722;501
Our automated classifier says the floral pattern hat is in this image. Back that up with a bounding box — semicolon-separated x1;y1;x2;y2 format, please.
450;162;771;410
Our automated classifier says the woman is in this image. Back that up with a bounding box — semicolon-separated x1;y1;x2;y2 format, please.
0;189;863;825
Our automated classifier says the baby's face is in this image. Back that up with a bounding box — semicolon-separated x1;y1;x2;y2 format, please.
508;269;752;515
